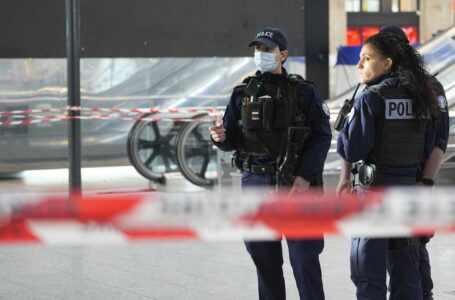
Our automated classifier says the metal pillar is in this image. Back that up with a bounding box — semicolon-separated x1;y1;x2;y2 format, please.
304;0;329;99
65;0;82;194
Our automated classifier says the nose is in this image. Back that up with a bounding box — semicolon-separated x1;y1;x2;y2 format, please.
356;59;363;70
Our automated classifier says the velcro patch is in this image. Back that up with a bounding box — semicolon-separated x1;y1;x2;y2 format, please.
385;99;414;120
321;102;330;117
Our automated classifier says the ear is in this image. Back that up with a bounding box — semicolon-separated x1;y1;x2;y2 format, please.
280;50;289;63
384;57;393;71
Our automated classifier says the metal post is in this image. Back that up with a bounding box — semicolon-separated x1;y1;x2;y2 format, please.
65;0;82;195
304;0;329;99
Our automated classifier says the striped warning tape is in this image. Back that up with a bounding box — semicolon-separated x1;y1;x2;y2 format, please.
0;106;224;126
0;106;225;116
0;115;219;127
0;187;454;245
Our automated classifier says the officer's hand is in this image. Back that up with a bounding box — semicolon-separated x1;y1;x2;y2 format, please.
336;178;352;198
209;124;226;142
287;176;310;197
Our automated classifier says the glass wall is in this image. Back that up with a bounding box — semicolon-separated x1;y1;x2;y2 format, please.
392;0;418;12
346;0;380;12
362;0;380;12
346;0;361;12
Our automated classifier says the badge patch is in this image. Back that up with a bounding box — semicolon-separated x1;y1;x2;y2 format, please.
347;107;355;124
321;102;330;117
437;95;447;111
385;99;414;120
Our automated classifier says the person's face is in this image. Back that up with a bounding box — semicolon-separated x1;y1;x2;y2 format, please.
357;43;392;84
254;43;288;66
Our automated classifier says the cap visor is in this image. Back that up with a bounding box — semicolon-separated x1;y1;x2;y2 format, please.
248;38;278;49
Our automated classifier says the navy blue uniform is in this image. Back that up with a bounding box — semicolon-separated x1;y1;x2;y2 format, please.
416;78;449;300
214;68;331;300
337;74;435;300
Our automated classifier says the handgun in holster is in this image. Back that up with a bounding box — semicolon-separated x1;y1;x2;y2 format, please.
231;150;246;171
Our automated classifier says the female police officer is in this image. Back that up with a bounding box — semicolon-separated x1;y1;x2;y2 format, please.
336;32;439;299
210;27;331;300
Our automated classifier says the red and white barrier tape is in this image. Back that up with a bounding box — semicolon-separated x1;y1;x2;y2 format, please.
0;115;218;126
0;106;224;126
0;187;454;245
0;106;224;116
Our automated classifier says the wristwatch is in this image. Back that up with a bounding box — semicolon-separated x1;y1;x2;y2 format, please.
420;178;434;186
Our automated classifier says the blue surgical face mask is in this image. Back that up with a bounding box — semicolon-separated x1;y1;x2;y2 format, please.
254;51;279;73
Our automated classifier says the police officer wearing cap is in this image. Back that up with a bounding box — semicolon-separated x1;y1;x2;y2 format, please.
379;25;450;300
336;30;440;299
209;27;331;300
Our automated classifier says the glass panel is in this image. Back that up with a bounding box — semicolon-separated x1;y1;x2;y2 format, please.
362;26;380;42
347;27;361;46
345;0;361;12
392;0;400;12
400;0;417;12
362;0;380;12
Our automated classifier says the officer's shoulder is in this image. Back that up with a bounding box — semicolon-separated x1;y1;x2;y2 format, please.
431;78;445;95
232;78;249;94
232;75;256;92
288;74;318;91
287;74;314;86
364;84;386;99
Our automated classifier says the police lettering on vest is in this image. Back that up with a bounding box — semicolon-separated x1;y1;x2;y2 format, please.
385;99;414;120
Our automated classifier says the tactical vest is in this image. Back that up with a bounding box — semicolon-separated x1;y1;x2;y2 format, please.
239;74;306;160
366;86;427;166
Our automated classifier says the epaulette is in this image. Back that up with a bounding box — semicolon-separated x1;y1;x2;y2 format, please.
287;73;305;83
233;83;246;92
287;74;317;87
242;75;256;84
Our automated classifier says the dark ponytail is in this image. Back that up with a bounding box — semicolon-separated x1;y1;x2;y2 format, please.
365;33;439;121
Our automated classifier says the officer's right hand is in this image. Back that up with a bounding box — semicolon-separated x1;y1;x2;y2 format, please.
209;124;226;142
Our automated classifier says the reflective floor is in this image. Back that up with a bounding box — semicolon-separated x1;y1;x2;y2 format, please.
0;167;454;300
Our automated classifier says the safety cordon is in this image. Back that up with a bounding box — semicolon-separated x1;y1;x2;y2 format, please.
0;115;219;127
0;187;454;245
0;106;224;126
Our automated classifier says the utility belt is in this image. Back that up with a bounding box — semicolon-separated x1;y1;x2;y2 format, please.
232;151;276;175
352;162;415;187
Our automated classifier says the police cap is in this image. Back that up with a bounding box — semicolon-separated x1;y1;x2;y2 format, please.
380;26;409;44
248;27;288;50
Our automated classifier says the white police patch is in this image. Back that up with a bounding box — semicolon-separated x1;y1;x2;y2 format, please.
437;95;447;111
347;107;355;124
385;99;414;119
257;31;274;38
321;102;330;117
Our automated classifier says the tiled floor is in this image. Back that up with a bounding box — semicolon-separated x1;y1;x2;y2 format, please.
0;166;454;299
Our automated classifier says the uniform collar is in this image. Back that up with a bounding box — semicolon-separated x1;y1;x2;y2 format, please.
366;73;396;86
255;67;288;83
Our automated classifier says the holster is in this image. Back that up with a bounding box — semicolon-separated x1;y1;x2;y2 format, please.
352;162;376;187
